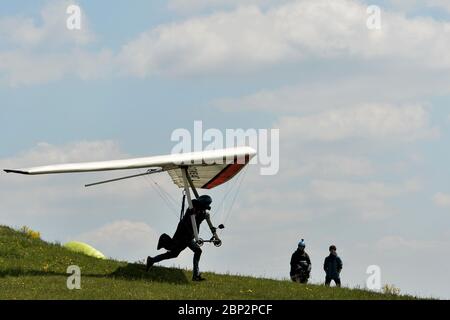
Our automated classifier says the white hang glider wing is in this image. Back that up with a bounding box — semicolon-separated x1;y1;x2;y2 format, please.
4;146;256;246
4;146;256;190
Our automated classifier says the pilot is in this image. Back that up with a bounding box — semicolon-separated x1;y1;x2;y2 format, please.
290;239;312;284
146;195;212;281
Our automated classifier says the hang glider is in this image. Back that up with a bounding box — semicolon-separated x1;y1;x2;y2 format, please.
4;146;257;246
4;146;256;190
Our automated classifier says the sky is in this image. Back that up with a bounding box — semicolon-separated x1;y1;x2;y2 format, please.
1;0;450;299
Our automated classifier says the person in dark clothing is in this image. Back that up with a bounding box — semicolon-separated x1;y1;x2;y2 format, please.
290;239;312;284
146;195;212;281
323;245;343;287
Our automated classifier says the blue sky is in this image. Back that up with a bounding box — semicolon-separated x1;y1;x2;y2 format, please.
1;0;450;299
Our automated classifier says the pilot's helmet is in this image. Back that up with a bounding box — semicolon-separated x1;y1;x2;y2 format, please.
197;195;212;210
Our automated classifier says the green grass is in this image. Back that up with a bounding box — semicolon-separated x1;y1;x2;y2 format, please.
0;225;417;300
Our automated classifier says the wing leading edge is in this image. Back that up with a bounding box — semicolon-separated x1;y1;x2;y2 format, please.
4;146;256;189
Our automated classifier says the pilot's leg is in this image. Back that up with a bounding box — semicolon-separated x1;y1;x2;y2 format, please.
188;240;203;281
146;234;187;271
152;249;181;263
147;243;185;271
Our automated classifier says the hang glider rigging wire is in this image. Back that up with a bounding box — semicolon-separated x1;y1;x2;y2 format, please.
223;164;249;226
213;165;249;234
137;164;249;228
141;174;179;218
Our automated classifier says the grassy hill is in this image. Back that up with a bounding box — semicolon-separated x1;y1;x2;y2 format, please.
0;225;417;300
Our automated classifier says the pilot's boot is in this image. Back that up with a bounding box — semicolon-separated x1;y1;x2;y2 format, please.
146;256;154;272
192;273;206;281
192;251;205;281
157;233;172;250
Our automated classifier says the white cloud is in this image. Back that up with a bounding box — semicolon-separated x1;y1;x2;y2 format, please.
311;179;420;202
286;154;375;178
0;0;93;47
433;192;450;208
390;0;450;13
214;71;450;114
309;178;421;218
375;235;448;252
168;0;280;14
227;163;421;224
1;140;126;169
75;220;159;261
427;0;450;12
365;234;450;299
276;104;438;142
236;188;312;224
0;49;114;87
3;0;450;85
119;0;450;77
0;0;113;86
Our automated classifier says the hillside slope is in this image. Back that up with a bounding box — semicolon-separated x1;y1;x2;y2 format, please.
0;226;416;300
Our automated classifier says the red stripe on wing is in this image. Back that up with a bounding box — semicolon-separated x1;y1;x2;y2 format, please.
201;155;250;189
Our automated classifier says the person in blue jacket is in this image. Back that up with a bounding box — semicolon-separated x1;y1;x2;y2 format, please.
323;245;343;287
